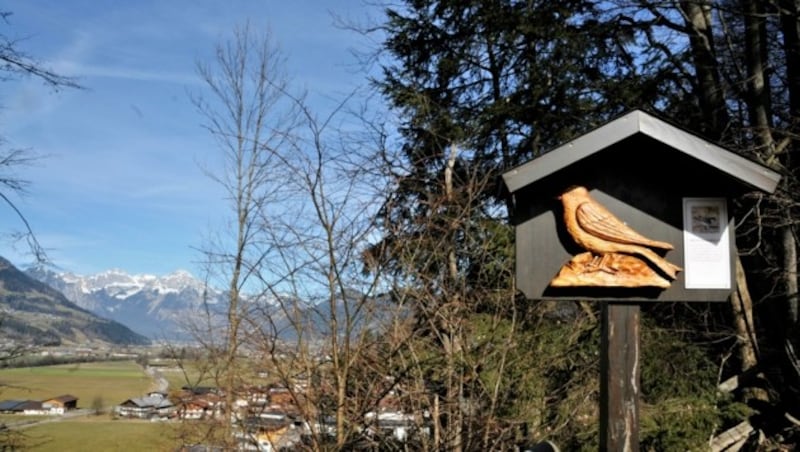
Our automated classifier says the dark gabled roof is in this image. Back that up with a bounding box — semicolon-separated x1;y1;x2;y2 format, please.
0;400;41;411
182;386;218;395
0;400;26;411
241;415;291;431
119;395;173;409
45;394;78;404
16;400;42;411
0;400;21;411
502;109;781;194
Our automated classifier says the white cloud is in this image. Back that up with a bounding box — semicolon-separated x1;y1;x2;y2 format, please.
0;0;383;277
54;61;200;85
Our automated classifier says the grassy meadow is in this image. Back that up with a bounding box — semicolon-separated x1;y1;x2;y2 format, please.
0;360;152;408
0;361;179;450
155;362;210;391
155;359;268;391
0;359;269;450
23;417;177;451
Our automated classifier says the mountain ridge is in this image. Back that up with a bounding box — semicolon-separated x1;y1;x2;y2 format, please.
25;266;394;344
0;257;150;346
26;266;222;341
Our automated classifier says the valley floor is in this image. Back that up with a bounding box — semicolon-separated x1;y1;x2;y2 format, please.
23;417;176;451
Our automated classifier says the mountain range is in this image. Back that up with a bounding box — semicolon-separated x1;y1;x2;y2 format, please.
19;264;394;344
26;266;224;341
0;257;149;346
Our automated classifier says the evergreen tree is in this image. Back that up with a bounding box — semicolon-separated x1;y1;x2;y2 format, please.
371;0;800;447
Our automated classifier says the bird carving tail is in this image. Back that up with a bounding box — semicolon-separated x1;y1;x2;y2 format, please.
635;247;682;280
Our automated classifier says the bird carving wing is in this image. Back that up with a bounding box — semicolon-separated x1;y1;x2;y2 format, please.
575;201;674;250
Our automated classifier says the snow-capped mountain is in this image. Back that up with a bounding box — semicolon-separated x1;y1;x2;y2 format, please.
26;267;395;344
26;267;223;340
0;257;150;346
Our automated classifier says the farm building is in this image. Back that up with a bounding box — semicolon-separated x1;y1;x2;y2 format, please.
0;400;46;415
175;391;223;420
42;395;78;414
115;393;175;419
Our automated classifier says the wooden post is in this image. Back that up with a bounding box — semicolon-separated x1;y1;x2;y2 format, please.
600;302;640;451
499;110;782;452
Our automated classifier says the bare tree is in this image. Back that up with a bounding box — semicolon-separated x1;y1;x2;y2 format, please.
0;12;80;450
0;10;81;263
188;22;400;450
188;22;300;448
238;89;396;449
0;12;79;89
367;136;538;450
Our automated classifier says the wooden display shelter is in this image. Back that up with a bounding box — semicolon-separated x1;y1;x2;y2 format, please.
501;109;781;450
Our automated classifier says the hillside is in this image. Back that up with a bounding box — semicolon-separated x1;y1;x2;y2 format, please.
0;257;150;346
25;266;398;344
26;267;224;340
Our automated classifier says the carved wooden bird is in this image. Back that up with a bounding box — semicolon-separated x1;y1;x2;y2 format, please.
558;185;681;279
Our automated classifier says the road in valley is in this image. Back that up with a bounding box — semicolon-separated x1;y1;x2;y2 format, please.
145;366;169;393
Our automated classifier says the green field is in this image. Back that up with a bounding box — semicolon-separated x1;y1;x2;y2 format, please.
158;366;205;391
155;360;230;392
23;417;177;451
0;360;152;408
0;360;259;450
0;361;211;450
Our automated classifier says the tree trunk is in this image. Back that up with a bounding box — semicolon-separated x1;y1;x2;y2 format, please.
444;144;463;452
732;255;770;402
780;0;800;331
742;0;773;146
681;0;768;403
732;256;758;371
680;1;729;138
741;0;798;410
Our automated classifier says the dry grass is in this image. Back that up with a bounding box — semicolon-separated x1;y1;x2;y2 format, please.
0;361;192;450
0;360;152;408
23;417;178;451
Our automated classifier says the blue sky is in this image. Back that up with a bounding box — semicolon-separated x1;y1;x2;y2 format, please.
0;1;383;276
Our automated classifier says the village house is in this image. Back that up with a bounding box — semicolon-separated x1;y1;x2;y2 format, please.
232;386;270;413
177;398;211;420
364;410;423;442
232;389;300;425
364;381;429;442
0;394;78;416
181;385;219;396
175;388;223;420
267;387;294;406
42;395;78;414
235;416;302;451
20;401;48;416
176;396;221;420
115;392;175;419
243;386;270;405
0;400;44;415
289;373;310;394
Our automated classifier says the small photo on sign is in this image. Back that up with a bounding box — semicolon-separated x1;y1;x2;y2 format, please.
691;205;721;234
683;198;730;289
